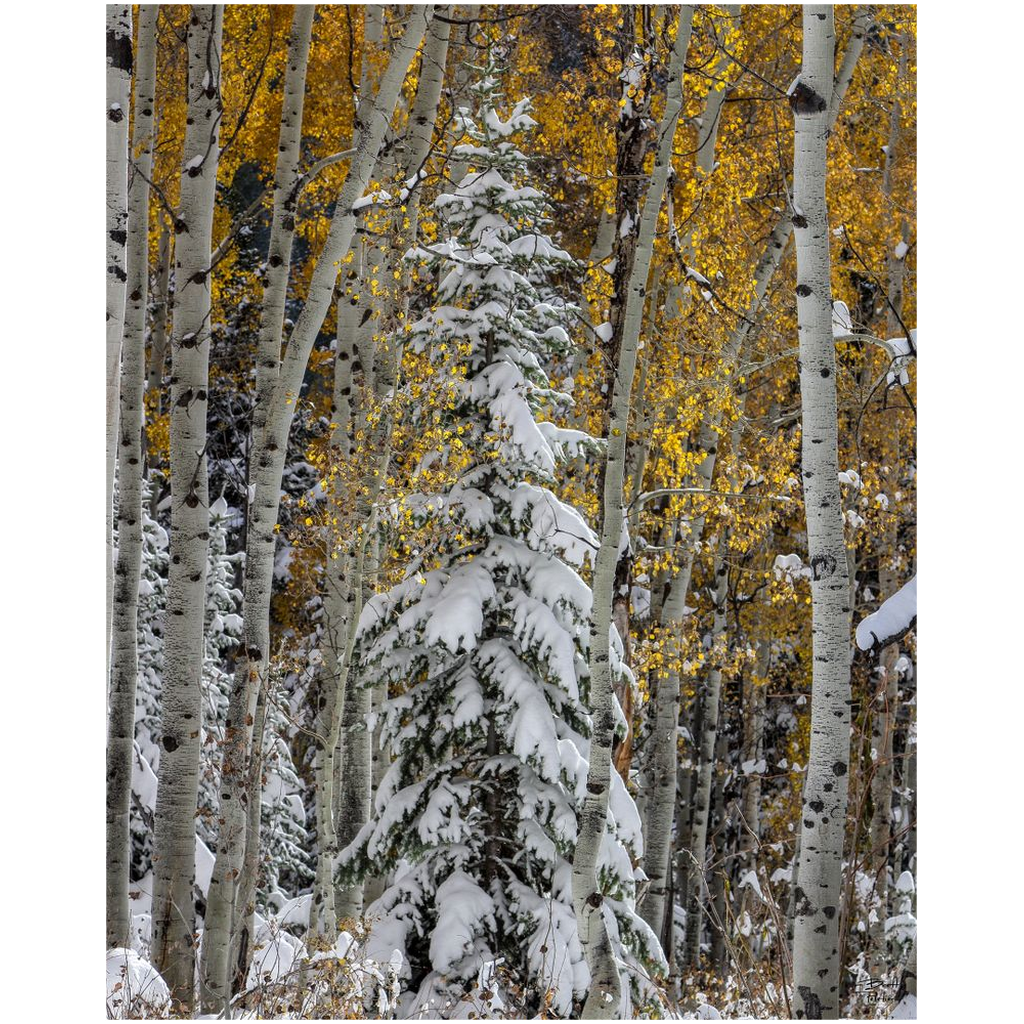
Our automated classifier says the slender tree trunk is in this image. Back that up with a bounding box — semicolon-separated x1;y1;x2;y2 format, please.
146;220;172;519
789;9;853;1018
573;12;695;1017
106;3;158;952
647;10;869;969
150;7;224;1011
309;5;383;939
312;316;360;936
868;36;909;982
315;4;450;929
201;8;313;1007
217;12;431;953
708;726;730;969
229;685;268;995
672;685;700;974
147;219;172;400
333;638;373;920
867;636;898;978
683;540;729;967
362;674;390;909
106;4;132;665
639;550;693;940
737;626;769;927
786;825;802;952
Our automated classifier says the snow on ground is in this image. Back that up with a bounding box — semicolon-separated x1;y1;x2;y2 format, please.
106;947;170;1018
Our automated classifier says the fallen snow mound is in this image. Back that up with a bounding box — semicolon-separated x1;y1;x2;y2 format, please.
106;947;170;1017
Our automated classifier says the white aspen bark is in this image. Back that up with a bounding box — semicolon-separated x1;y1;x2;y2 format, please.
640;229;784;951
867;633;898;978
672;676;700;970
106;4;158;952
572;12;695;1017
331;491;378;921
362;675;390;909
251;5;314;450
682;539;729;967
309;5;383;937
106;4;132;665
150;7;224;1011
708;725;730;968
789;9;853;1018
227;686;268;994
739;624;769;875
311;322;356;937
868;44;908;975
333;644;373;921
317;6;451;927
325;297;373;924
651;4;870;965
225;23;431;945
146;219;172;400
639;529;693;942
200;8;314;1008
786;824;802;951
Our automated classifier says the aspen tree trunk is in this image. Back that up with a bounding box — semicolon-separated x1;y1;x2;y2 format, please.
310;3;383;937
315;5;450;928
639;542;695;941
106;4;158;952
201;8;313;1007
150;7;224;1011
106;4;132;664
333;644;373;921
660;0;869;986
362;675;390;908
147;220;172;399
868;37;909;981
645;213;789;943
146;220;172;520
708;726;730;969
789;9;853;1018
683;540;729;967
786;826;802;950
572;11;695;1017
221;25;431;945
733;537;776;945
673;683;701;968
228;686;268;994
311;320;358;937
738;627;769;896
326;311;376;927
867;637;897;976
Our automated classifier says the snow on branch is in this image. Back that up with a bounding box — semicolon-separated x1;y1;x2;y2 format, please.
855;575;916;652
832;299;916;386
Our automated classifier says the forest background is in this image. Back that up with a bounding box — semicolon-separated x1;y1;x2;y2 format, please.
0;2;1020;1021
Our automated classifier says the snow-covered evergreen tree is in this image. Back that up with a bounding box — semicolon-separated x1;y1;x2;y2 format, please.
130;491;307;898
340;67;663;1016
